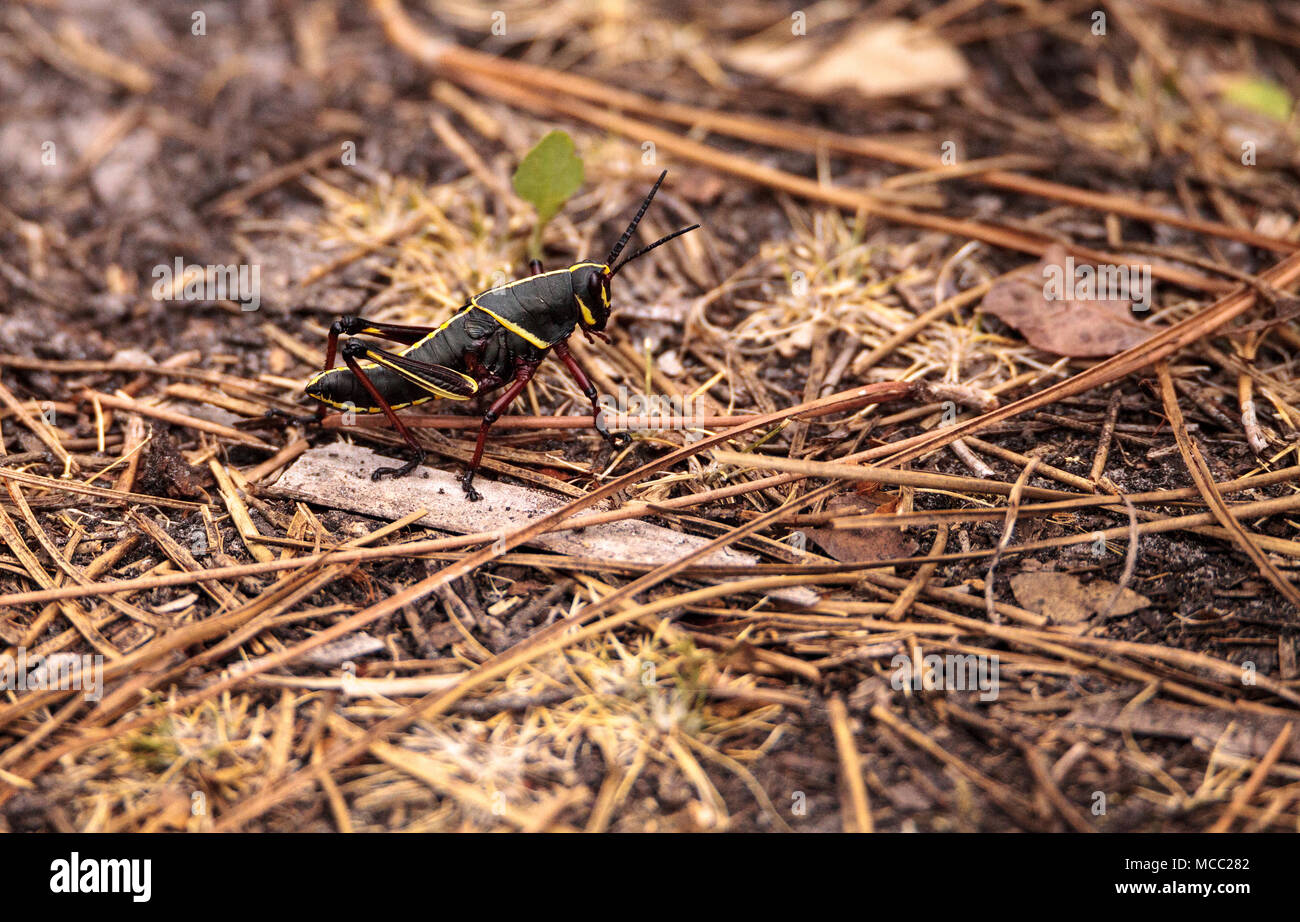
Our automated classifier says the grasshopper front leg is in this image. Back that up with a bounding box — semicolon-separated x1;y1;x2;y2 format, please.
552;340;628;449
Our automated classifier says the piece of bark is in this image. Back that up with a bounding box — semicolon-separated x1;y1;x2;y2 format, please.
1066;697;1300;762
272;444;816;605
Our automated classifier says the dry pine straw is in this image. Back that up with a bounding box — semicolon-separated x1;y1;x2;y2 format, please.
3;3;1300;832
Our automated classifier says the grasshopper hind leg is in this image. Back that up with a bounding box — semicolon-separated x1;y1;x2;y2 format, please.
338;340;430;481
243;316;450;433
335;339;481;481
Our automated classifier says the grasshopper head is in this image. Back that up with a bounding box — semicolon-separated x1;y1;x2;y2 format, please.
574;264;613;335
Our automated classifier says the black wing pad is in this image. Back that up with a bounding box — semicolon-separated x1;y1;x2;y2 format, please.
357;344;478;400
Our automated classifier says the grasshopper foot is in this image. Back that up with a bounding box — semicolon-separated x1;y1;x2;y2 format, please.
594;414;629;449
459;471;482;502
235;408;318;430
372;454;422;480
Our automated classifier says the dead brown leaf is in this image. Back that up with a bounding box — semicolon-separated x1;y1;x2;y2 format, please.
805;494;917;563
725;19;968;99
1010;570;1151;623
981;245;1155;357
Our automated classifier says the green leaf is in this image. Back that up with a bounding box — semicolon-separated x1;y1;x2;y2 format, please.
1221;76;1293;123
512;130;584;227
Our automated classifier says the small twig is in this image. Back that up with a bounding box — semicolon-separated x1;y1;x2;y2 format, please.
1156;361;1300;608
887;525;948;621
0;376;76;475
83;390;273;450
1208;723;1294;833
1089;388;1123;483
827;696;873;833
985;456;1041;624
207;143;338;216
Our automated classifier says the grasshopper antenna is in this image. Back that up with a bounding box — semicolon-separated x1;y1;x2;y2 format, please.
605;170;668;267
609;224;700;278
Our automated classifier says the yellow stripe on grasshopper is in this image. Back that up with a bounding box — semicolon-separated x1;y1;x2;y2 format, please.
363;352;477;401
304;368;438;412
470;301;550;349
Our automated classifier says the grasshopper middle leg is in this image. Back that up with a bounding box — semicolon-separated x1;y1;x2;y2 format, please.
461;359;538;502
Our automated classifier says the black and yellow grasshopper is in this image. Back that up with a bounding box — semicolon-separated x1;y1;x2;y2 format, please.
304;171;699;501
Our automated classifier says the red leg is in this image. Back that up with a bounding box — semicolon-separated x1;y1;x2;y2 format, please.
462;361;537;501
324;316;440;372
552;340;627;447
341;348;427;480
323;326;341;375
321;318;464;423
247;317;448;430
463;351;504;390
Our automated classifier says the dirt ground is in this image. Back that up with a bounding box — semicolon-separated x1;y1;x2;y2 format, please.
2;0;1300;833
